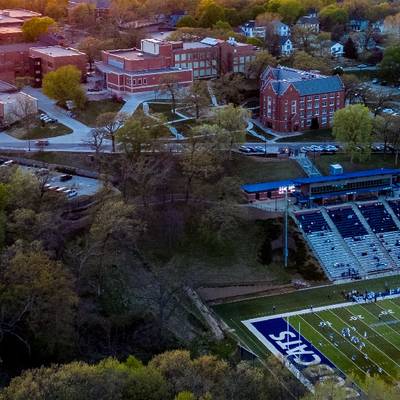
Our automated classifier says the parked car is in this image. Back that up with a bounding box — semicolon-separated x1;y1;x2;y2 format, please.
65;189;78;198
35;140;49;146
239;145;252;153
60;174;73;182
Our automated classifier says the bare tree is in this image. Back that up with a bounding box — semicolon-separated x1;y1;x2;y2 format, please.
84;127;108;170
95;111;128;153
158;74;183;114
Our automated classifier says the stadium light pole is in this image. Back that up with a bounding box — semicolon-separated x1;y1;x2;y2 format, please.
284;188;288;268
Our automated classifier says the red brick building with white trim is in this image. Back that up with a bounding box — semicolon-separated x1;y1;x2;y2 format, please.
260;66;345;133
96;37;258;93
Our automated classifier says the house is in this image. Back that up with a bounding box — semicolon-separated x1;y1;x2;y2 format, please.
271;20;290;37
240;20;266;38
296;15;320;33
260;65;345;132
0;80;38;126
371;20;384;33
29;46;88;87
279;37;293;55
68;0;110;19
330;42;344;57
349;19;369;32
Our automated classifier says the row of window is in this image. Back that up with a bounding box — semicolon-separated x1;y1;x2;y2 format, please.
193;68;217;77
174;52;215;62
125;76;148;86
233;55;255;64
174;60;217;69
310;178;391;194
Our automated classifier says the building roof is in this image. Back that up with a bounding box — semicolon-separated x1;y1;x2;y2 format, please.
95;61;191;77
0;15;23;25
271;20;288;29
297;16;319;25
0;79;16;92
0;42;43;53
30;46;85;57
241;169;400;193
262;66;343;96
107;48;158;60
0;9;41;19
0;26;22;34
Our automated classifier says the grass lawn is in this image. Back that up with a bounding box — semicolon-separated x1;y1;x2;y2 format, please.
149;102;182;121
276;128;334;143
6;121;72;140
227;154;306;184
75;99;124;127
315;153;399;176
250;125;276;140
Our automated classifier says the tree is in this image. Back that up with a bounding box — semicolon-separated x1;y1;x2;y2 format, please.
175;392;195;400
184;81;209;119
373;114;397;153
213;73;248;105
292;25;317;54
384;13;400;39
158;75;183;114
333;104;373;162
278;0;304;24
44;0;67;20
0;244;77;360
22;16;55;42
379;46;400;84
214;104;250;159
344;37;358;60
302;380;348;400
176;15;198;28
95;111;128;153
42;65;87;108
0;357;168;400
246;50;277;81
79;37;103;70
197;0;225;28
69;3;96;27
291;51;331;74
320;5;348;30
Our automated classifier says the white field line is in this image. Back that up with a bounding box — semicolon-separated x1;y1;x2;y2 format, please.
342;306;400;359
358;303;400;341
325;309;397;380
243;293;400;325
294;314;366;378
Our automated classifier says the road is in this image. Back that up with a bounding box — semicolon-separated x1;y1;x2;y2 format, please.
0;88;168;151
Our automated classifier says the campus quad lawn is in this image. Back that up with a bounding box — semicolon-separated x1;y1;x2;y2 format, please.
74;99;124;127
315;153;399;175
276;128;334;143
6;121;72;140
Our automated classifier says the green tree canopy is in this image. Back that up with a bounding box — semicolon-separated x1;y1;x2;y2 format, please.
379;45;400;84
42;65;87;108
333;104;373;162
22;16;55;41
320;4;349;29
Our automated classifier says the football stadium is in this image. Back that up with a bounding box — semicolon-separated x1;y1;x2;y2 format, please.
214;168;400;397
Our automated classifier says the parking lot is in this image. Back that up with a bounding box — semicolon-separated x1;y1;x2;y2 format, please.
3;160;103;199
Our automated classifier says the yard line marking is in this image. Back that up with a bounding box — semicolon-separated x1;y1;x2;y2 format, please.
342;306;400;356
293;314;366;379
326;309;398;380
312;311;392;379
385;299;400;316
358;303;400;341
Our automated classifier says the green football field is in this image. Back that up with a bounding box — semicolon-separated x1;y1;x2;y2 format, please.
285;298;400;388
213;277;400;389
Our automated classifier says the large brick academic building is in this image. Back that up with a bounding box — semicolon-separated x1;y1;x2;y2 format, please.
96;37;257;93
260;66;345;133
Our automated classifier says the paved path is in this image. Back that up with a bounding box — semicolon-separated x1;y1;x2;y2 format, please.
0;89;168;150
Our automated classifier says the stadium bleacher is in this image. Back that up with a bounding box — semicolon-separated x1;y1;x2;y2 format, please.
296;211;361;280
327;207;368;238
358;202;397;233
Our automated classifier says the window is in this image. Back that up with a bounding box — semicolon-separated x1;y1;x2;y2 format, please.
174;54;180;61
181;53;187;61
143;78;147;85
138;79;142;85
291;100;296;114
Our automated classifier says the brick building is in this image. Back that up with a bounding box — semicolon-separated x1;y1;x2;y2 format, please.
172;37;257;77
96;37;257;93
0;27;24;44
29;46;88;86
0;42;43;83
96;39;193;93
260;66;345;133
0;9;42;44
